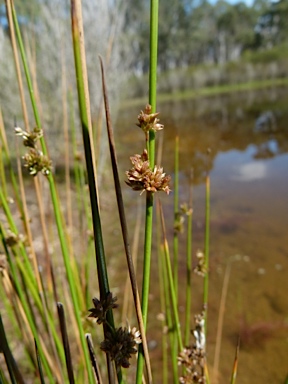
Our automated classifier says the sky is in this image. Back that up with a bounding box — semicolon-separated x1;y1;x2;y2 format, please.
210;0;254;5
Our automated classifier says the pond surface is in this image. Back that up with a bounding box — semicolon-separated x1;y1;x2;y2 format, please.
115;86;288;383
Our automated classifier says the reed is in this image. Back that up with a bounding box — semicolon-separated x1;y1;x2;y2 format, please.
0;1;241;383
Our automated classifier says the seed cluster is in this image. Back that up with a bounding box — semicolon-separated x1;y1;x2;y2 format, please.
126;149;171;195
178;312;206;383
126;104;171;194
15;126;52;176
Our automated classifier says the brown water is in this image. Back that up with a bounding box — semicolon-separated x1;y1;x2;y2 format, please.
114;87;288;383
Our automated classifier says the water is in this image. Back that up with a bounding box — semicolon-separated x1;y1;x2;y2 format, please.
115;87;288;383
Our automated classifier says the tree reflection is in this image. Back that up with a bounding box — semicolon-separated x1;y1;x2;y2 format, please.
158;88;288;185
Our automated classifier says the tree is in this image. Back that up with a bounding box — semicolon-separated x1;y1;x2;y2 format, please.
255;0;288;48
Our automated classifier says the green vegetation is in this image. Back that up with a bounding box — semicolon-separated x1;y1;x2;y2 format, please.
1;0;213;383
0;0;286;383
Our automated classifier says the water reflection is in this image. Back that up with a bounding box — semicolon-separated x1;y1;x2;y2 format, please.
234;160;268;181
116;87;288;383
155;87;288;185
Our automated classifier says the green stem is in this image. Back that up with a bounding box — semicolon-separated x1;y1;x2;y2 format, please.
148;0;159;165
162;243;178;381
0;225;54;383
136;192;154;383
136;1;159;383
149;0;159;114
160;206;183;351
10;3;93;382
70;2;121;382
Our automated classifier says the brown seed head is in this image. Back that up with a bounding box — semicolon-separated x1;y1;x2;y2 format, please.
15;126;43;149
136;104;164;134
126;150;171;195
100;327;138;368
88;292;118;324
22;148;52;176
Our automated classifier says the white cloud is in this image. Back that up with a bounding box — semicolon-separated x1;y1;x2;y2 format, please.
233;162;267;182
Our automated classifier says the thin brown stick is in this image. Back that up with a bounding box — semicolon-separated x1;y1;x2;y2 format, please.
122;199;142;324
230;337;240;384
61;41;73;234
99;56;153;383
0;108;8;152
16;150;64;382
5;0;30;131
212;261;232;383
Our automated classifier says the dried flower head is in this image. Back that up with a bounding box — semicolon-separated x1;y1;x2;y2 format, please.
5;230;25;247
100;327;138;368
15;126;43;148
194;250;206;277
125;149;150;192
22;148;52;176
128;325;142;345
88;292;118;324
180;203;193;217
174;211;185;233
137;104;164;134
126;149;171;195
178;312;206;383
174;204;193;233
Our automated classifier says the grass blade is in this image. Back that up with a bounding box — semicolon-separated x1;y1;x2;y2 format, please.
7;2;92;380
230;338;240;384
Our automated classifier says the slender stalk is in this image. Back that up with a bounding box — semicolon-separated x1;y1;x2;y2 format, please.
136;1;159;382
149;0;159;117
172;136;179;370
35;340;46;384
184;172;193;346
9;2;93;381
70;2;119;382
203;172;210;336
136;192;153;383
173;136;179;300
0;314;25;384
230;338;240;384
161;242;178;381
57;303;75;384
156;211;172;383
159;202;183;352
4;0;30;131
121;199;142;323
0;226;55;383
16;156;66;379
213;261;232;383
100;57;152;383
